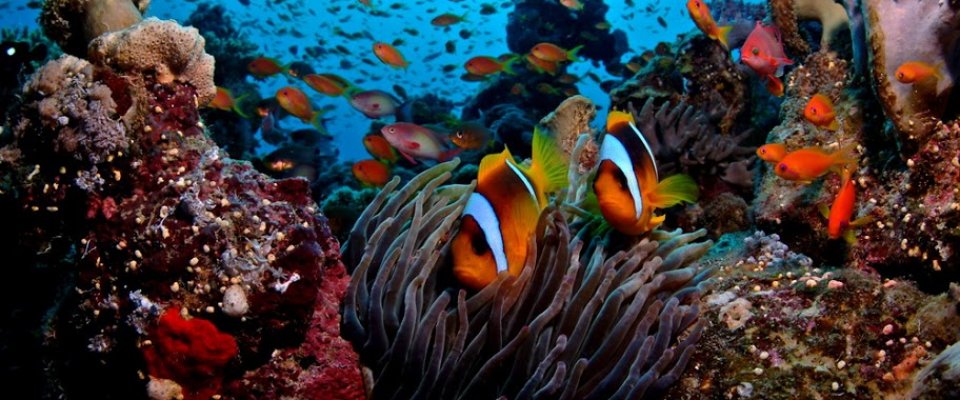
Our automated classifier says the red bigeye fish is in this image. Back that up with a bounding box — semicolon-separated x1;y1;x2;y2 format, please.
756;143;787;163
450;128;568;290
804;94;840;131
774;145;856;183
380;122;461;164
594;111;699;235
819;170;873;243
686;0;732;49
349;89;400;119
741;22;793;97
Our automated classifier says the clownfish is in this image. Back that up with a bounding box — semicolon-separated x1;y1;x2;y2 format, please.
451;129;568;290
593;111;699;235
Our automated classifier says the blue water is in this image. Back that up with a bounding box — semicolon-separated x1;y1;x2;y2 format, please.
0;0;704;162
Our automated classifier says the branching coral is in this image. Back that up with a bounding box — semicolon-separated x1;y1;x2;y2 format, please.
863;0;960;143
341;160;715;399
40;0;150;56
88;18;216;106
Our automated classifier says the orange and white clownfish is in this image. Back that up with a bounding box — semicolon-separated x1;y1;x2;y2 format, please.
451;128;567;290
593;111;699;235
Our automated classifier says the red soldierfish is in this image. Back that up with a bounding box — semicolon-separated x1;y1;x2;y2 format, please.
741;22;793;97
380;122;461;164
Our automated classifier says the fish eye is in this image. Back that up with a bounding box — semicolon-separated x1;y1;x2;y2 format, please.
811;107;817;115
752;48;759;56
778;164;787;172
388;127;394;133
470;230;490;255
759;148;766;154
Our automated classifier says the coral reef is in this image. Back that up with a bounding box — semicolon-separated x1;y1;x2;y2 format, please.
0;15;361;399
40;0;150;56
666;231;960;398
538;95;599;174
342;159;715;399
863;0;960;144
507;0;627;68
769;0;849;55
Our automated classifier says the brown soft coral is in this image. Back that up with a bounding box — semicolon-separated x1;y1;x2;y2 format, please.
88;18;216;106
769;0;849;55
539;95;599;173
40;0;150;56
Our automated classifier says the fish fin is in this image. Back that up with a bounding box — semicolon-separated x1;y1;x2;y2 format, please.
567;44;585;62
828;119;840;132
526;127;569;193
439;148;462;162
647;174;699;209
399;150;418;164
818;203;831;220
502;57;518;75
850;214;874;228
765;76;785;97
460;12;469;22
775;64;785;77
310;112;331;136
842;228;857;245
478;147;514;183
830;143;858;172
716;25;732;49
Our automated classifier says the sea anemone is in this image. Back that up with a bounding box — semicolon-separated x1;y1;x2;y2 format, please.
341;157;715;399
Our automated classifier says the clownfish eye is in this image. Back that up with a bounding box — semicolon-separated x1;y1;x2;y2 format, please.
752;48;760;56
470;231;489;255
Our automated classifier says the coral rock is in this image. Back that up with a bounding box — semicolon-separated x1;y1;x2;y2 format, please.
40;0;150;56
89;18;216;106
538;95;599;173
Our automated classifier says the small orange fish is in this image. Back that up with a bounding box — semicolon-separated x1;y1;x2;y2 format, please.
363;134;399;163
686;0;732;49
894;61;942;84
352;159;391;187
803;94;839;131
756;143;787;163
431;13;467;26
820;170;872;243
303;73;353;97
464;55;517;76
267;159;295;172
207;87;249;118
247;57;286;79
560;0;584;11
530;42;583;63
525;53;559;75
373;42;409;68
764;76;785;97
775;145;856;182
275;86;325;131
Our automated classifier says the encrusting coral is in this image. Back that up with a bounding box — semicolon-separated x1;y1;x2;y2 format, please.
40;0;151;56
341;155;715;399
539;95;599;174
769;0;849;55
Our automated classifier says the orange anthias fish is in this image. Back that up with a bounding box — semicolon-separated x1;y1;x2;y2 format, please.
373;42;409;68
363;134;399;163
820;170;872;243
740;22;793;97
431;13;467;26
275;86;326;131
451;128;568;290
756;143;787;163
594;111;699;235
686;0;732;49
894;61;942;84
207;87;249;118
803;94;839;131
530;42;584;63
525;53;559;75
247;56;286;79
352;159;391;187
774;145;856;182
465;55;517;76
560;0;584;11
302;73;353;97
381;122;461;164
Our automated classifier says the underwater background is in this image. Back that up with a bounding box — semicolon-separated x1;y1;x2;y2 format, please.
0;0;959;399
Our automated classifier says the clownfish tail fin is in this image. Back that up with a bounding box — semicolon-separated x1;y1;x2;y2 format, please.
529;127;569;193
648;174;699;209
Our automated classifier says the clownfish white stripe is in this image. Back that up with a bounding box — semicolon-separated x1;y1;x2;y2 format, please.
506;159;540;209
463;193;509;273
599;134;643;219
628;121;658;180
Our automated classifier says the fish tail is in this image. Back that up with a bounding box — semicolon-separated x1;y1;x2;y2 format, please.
842;229;857;245
502;58;518;75
232;94;251;118
460;12;469;22
528;127;569;193
716;25;732;49
828;118;840;132
310;112;332;136
568;44;585;62
830;143;858;172
648;174;699;209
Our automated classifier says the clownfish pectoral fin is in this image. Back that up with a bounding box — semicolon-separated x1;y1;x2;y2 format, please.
715;25;732;49
527;127;569;193
818;203;831;220
646;174;699;209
